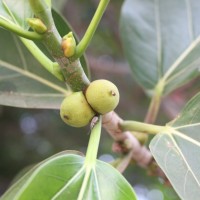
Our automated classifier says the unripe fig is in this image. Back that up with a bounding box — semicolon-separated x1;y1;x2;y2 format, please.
60;92;95;127
85;79;119;114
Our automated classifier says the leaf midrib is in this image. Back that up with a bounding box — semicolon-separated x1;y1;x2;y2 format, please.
153;0;198;91
154;0;163;79
160;0;198;87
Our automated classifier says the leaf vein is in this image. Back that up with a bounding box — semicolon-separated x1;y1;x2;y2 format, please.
174;123;200;130
165;55;200;85
162;36;200;81
0;60;68;95
169;133;200;188
185;0;194;41
184;169;189;197
51;166;85;200
93;169;102;200
12;35;28;70
172;129;200;149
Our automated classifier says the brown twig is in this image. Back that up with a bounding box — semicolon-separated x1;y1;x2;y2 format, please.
102;111;168;180
102;111;152;167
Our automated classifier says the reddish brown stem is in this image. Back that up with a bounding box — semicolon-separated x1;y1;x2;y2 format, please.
102;111;152;167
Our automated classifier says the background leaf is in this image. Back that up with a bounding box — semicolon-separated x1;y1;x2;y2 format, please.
1;152;137;200
0;28;68;109
0;0;33;29
52;0;68;11
120;0;200;95
0;0;90;78
149;92;200;200
0;7;90;109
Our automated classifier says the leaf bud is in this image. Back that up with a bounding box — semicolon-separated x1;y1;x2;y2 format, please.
27;18;47;34
61;32;76;58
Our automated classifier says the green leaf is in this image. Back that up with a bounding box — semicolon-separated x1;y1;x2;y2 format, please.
149;92;200;200
0;29;68;109
120;0;200;95
1;151;137;200
0;9;90;109
0;0;33;29
45;0;67;9
0;1;90;81
52;0;68;11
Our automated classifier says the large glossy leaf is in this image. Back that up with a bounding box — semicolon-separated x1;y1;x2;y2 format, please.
0;1;65;109
0;28;68;109
0;151;137;200
120;0;200;95
0;7;90;109
0;0;33;29
149;92;200;200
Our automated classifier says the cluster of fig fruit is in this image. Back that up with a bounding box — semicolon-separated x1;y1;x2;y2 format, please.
60;79;119;127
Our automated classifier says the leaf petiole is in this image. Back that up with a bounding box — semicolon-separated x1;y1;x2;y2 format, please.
73;0;110;60
0;18;43;40
144;79;165;123
77;116;102;199
84;116;102;166
120;120;165;135
20;38;65;81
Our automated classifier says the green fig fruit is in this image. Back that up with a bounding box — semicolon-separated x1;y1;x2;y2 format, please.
85;79;120;114
60;91;95;127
